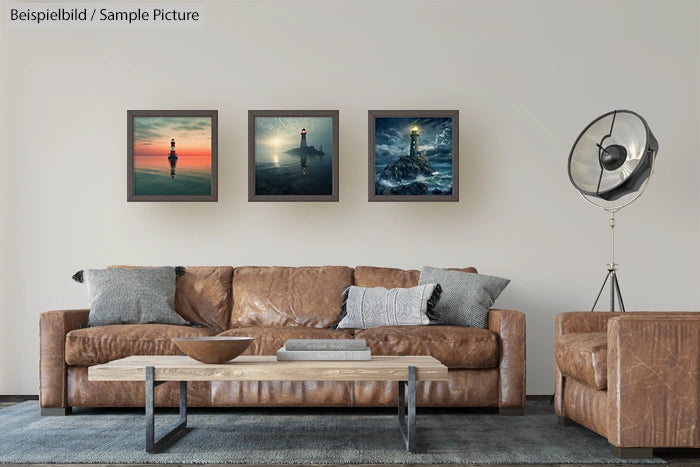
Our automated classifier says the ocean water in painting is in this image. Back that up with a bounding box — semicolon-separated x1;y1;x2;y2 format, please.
374;117;453;196
133;117;212;196
254;117;333;196
134;155;211;196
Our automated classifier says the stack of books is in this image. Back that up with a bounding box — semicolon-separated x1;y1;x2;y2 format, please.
276;339;371;361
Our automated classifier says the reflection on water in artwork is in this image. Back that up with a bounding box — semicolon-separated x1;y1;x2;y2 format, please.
134;154;211;196
255;148;331;196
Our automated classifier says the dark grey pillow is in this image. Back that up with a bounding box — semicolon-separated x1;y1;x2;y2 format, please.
418;266;509;328
334;283;441;330
75;267;188;326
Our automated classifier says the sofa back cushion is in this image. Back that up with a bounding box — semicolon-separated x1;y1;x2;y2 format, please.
110;265;234;333
230;266;354;328
354;266;478;289
175;266;234;332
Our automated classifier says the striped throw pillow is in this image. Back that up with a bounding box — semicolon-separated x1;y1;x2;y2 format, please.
334;283;442;330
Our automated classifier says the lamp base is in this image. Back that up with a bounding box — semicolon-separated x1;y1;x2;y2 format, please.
591;268;626;312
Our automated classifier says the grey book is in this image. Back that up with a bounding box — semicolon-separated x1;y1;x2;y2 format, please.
284;339;367;351
276;348;371;361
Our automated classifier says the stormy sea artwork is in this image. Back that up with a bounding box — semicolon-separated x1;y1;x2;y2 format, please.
132;116;213;197
253;116;334;197
373;117;455;197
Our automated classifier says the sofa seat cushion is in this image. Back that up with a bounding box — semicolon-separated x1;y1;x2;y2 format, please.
231;266;354;328
355;325;498;369
65;324;217;366
218;327;354;355
555;332;608;389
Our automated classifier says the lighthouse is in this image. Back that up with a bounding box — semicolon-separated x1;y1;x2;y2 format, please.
285;128;324;156
409;126;420;157
168;138;178;179
169;138;178;159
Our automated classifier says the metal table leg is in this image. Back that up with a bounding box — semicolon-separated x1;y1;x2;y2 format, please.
145;366;188;453
397;365;417;453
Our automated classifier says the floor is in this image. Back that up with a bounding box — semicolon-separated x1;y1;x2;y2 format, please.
1;397;698;467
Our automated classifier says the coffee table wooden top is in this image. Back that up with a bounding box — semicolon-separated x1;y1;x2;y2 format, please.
88;355;448;382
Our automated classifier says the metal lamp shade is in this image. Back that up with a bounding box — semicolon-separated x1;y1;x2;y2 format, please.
568;110;658;201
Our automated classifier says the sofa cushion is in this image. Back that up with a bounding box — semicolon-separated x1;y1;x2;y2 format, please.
354;267;421;289
110;266;234;333
173;266;234;333
418;266;509;328
65;324;217;366
230;266;354;328
335;284;442;329
78;267;187;327
354;266;478;289
355;325;499;369
555;332;608;389
218;327;354;355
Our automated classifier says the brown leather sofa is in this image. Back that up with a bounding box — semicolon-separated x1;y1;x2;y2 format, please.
554;311;700;458
40;266;525;415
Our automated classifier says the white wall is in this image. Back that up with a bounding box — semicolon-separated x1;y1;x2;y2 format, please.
1;0;699;395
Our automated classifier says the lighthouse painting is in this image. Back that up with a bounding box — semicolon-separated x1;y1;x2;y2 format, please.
128;110;218;201
369;110;459;202
249;110;339;201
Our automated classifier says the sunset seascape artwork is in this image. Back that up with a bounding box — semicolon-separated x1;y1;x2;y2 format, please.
250;113;337;200
132;116;213;197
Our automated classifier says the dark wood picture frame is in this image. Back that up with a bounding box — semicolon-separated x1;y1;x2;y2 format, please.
127;110;218;202
248;110;339;202
369;110;459;202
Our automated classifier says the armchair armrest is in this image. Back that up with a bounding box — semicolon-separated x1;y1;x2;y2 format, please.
488;309;526;408
554;312;613;414
555;311;619;336
607;313;700;448
39;309;89;408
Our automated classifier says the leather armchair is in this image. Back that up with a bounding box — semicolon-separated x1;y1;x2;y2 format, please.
554;312;700;458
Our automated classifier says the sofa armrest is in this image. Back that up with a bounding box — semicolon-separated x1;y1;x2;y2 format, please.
39;309;89;408
607;314;700;448
488;309;526;408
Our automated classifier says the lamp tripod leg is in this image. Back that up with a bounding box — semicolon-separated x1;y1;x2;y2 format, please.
591;272;611;312
610;271;616;311
591;271;626;312
612;272;626;312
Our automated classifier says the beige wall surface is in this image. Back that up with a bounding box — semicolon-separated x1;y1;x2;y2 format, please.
1;0;699;395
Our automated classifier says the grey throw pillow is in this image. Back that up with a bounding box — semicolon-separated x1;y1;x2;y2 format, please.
334;283;442;330
75;267;188;326
418;266;509;328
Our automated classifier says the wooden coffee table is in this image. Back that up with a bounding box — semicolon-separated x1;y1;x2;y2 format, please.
88;355;448;453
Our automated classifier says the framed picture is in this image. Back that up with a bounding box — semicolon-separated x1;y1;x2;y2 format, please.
248;110;339;201
369;110;458;202
127;110;218;202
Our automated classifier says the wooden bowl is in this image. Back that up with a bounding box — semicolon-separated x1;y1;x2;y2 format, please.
172;336;254;364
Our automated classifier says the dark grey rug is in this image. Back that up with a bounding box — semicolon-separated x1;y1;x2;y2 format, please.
0;401;663;464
